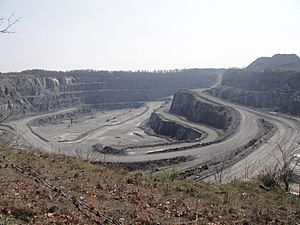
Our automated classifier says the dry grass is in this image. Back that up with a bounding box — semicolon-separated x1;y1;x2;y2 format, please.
0;147;300;225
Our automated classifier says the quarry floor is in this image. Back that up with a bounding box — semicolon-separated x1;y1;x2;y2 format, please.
3;101;169;154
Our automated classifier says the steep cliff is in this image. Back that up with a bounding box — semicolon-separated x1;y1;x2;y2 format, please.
148;112;203;141
0;69;221;120
208;86;300;115
170;90;237;131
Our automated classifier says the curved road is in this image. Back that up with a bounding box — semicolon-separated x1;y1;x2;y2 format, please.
2;72;300;184
96;90;300;184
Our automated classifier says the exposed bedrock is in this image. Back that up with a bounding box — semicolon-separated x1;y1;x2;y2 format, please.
170;90;239;132
90;102;144;110
0;69;221;119
148;112;203;141
79;89;177;104
28;107;92;127
26;93;81;111
208;86;300;115
218;55;300;115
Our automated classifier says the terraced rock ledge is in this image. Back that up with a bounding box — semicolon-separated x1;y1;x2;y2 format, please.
148;112;204;141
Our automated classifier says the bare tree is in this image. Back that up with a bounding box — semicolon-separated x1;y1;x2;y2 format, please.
260;142;298;191
0;13;20;124
0;104;13;123
75;147;97;161
0;13;20;34
242;158;256;179
275;143;298;191
212;152;233;184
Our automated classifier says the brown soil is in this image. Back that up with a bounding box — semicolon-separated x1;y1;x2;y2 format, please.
0;147;299;225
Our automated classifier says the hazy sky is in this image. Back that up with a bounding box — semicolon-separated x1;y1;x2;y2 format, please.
0;0;299;72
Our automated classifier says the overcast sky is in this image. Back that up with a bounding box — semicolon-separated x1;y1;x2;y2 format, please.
0;0;299;72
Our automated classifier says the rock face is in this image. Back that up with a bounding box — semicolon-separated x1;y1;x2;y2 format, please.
209;86;300;115
222;69;300;91
148;112;202;141
27;108;92;127
212;53;300;115
170;90;236;131
0;69;220;120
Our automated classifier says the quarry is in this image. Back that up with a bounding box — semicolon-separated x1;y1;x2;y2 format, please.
1;56;300;191
1;55;300;224
1;2;300;223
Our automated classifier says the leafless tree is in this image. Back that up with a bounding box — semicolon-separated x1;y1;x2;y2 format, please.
75;147;97;161
242;158;256;179
0;13;20;34
0;106;13;123
213;152;233;184
274;143;298;191
260;141;298;191
0;12;20;123
3;130;25;148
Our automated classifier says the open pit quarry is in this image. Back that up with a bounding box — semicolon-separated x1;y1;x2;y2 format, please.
0;67;300;191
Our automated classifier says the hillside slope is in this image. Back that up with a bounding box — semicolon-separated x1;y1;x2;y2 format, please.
246;54;300;72
0;147;299;224
211;54;300;115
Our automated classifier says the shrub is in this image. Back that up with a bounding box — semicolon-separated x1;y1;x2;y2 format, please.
258;166;279;189
11;207;35;222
